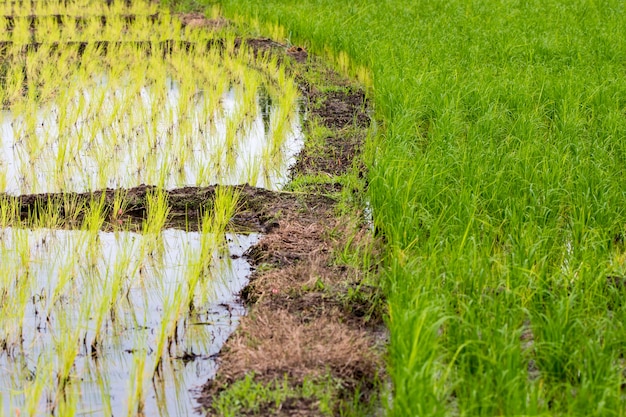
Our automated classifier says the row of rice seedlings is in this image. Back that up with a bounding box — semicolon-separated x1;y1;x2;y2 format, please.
0;187;252;415
0;16;172;44
0;0;158;18
0;1;300;414
1;37;303;194
0;4;216;44
0;14;174;43
252;51;305;187
205;42;305;187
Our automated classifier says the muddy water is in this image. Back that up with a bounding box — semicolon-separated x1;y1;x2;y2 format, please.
0;76;304;194
0;228;259;415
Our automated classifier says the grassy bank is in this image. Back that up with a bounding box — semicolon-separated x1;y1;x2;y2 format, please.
214;1;626;415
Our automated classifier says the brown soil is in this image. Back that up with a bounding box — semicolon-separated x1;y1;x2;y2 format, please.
8;184;334;234
0;13;384;415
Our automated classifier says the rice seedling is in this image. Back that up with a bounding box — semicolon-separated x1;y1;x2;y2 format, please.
0;0;305;414
2;33;303;193
0;223;262;414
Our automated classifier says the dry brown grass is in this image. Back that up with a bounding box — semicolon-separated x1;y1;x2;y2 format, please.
203;213;384;415
220;309;380;384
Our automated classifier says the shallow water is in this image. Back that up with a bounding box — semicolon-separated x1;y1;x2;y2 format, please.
0;76;304;195
0;228;259;416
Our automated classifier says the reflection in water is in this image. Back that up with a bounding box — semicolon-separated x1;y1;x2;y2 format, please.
0;76;303;195
0;228;259;416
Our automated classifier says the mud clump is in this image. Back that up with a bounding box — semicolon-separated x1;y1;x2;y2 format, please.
177;12;230;30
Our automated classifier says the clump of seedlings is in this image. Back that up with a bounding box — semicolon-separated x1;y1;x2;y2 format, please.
0;8;303;194
0;0;302;414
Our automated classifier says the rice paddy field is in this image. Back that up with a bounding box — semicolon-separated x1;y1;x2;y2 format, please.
3;0;626;415
216;0;626;415
0;0;307;414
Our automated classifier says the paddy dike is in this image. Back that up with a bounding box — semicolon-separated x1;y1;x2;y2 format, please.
1;14;385;416
194;35;385;414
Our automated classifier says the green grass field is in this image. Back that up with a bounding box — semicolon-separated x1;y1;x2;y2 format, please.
216;1;626;415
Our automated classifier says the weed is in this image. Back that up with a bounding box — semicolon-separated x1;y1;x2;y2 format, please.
210;373;349;416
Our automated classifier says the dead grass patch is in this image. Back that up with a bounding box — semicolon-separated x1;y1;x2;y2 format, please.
221;309;380;384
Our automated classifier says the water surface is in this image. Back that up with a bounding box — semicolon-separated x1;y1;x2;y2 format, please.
0;227;259;415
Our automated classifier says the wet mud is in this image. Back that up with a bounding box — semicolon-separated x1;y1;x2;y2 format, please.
6;184;335;234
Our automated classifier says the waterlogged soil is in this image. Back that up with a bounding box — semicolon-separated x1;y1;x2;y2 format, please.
10;184;332;234
1;12;384;416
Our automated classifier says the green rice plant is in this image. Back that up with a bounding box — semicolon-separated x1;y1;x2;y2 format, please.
55;382;78;417
152;296;175;375
218;0;626;413
142;189;170;258
0;230;33;349
60;15;79;43
0;18;8;41
0;80;6;108
0;168;8;194
210;186;239;236
0;198;19;228
23;354;54;416
89;245;130;353
189;187;239;299
53;299;89;395
6;63;26;104
83;194;106;233
110;190;129;228
11;16;31;45
127;345;148;416
31;197;64;229
34;16;61;44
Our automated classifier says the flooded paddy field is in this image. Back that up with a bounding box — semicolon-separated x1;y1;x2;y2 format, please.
0;34;303;194
0;0;313;415
0;227;259;415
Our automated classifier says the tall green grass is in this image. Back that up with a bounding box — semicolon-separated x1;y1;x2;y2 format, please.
218;0;626;414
